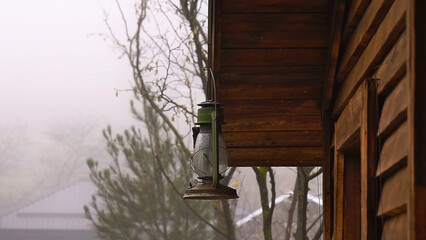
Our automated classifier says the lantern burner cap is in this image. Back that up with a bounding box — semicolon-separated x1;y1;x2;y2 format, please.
197;100;222;108
183;180;239;200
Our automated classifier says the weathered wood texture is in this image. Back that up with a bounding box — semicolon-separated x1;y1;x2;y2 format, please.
337;0;394;82
376;121;408;177
322;0;346;110
376;32;407;96
334;84;363;151
342;0;371;42
214;0;333;166
381;213;408;240
331;0;413;238
333;0;407;117
378;75;408;138
377;167;408;217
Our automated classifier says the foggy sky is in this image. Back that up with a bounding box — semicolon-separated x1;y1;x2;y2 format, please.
0;0;139;210
0;0;136;130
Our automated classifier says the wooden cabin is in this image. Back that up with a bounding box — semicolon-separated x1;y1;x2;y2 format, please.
211;0;425;239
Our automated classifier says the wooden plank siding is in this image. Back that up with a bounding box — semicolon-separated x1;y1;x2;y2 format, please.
213;0;333;166
333;0;407;117
330;0;415;238
381;213;408;240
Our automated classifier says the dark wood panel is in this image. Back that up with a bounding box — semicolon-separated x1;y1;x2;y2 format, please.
223;130;322;147
228;147;322;166
343;154;361;240
378;75;408;138
220;49;327;67
222;0;330;13
222;99;320;116
220;66;325;84
376;121;408;177
222;114;321;132
381;213;408;240
222;31;329;49
222;14;329;32
218;82;322;100
322;0;346;111
413;2;426;240
377;167;408;217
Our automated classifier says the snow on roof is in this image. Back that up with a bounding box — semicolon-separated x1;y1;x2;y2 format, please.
236;191;322;227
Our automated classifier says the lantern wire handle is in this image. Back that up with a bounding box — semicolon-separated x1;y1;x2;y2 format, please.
209;68;219;188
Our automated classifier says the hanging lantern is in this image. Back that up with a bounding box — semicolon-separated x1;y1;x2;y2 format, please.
183;101;238;200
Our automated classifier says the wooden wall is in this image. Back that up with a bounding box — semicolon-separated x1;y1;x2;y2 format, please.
213;0;332;166
331;0;415;239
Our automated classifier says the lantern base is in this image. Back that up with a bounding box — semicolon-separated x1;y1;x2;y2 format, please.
183;180;239;200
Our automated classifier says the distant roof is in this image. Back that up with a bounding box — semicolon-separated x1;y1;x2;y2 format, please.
0;179;96;230
236;191;322;227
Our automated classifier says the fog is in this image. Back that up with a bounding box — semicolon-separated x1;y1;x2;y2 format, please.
0;1;323;239
0;0;137;210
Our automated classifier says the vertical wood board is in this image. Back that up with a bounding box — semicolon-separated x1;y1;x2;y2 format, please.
335;84;364;150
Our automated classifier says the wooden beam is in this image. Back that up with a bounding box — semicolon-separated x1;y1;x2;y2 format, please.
333;0;407;118
335;83;364;151
337;0;394;82
322;0;346;110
